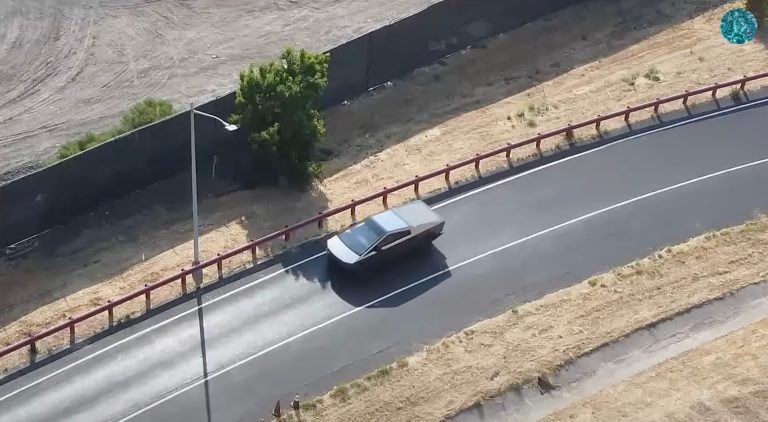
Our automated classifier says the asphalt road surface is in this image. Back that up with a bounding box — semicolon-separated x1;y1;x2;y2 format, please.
1;100;768;422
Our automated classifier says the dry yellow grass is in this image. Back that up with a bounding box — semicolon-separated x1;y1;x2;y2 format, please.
543;318;768;422
2;0;767;370
287;216;768;422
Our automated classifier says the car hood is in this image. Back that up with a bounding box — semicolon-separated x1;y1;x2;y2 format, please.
326;235;360;264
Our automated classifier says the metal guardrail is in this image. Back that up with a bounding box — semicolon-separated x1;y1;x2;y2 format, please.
2;70;767;366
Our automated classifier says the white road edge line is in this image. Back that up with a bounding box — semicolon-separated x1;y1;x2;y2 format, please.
117;156;768;421
433;97;768;209
2;97;766;404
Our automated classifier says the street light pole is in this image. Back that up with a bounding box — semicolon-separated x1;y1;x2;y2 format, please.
190;102;200;266
189;103;238;269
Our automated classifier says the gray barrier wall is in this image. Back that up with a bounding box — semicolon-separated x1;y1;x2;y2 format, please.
0;0;588;249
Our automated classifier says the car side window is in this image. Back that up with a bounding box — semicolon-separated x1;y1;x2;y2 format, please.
377;230;410;249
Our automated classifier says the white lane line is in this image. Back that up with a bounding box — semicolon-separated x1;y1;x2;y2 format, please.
434;96;768;209
3;97;766;402
0;251;326;403
117;156;768;421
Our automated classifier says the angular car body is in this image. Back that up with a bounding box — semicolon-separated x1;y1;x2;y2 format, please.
326;200;445;271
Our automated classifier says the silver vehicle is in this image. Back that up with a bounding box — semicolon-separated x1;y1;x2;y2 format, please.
326;200;445;271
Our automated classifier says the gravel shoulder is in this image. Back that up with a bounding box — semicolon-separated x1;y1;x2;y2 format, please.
2;0;767;371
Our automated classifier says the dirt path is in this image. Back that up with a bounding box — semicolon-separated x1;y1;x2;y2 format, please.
1;0;767;371
543;317;768;422
0;0;436;181
281;216;768;422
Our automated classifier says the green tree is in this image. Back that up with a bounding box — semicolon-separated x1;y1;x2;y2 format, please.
120;98;175;131
231;47;330;190
56;98;174;161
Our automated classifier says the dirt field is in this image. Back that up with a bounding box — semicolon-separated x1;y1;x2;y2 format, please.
0;0;436;181
283;215;768;422
2;0;768;369
543;318;768;422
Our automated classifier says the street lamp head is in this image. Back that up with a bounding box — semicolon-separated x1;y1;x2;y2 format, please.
223;124;238;132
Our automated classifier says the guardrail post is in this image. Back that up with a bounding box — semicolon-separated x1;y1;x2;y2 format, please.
565;125;574;145
69;318;75;347
283;226;290;242
623;106;631;123
653;99;661;114
107;301;114;328
316;213;325;230
144;285;151;311
414;176;421;198
181;270;188;295
474;155;481;178
535;133;543;156
740;77;747;91
711;83;719;98
350;201;357;222
682;90;689;106
29;338;37;364
444;165;451;188
505;143;513;167
382;188;388;209
216;254;224;280
595;115;601;133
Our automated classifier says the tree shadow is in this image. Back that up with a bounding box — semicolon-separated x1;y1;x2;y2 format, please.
757;24;768;46
0;172;330;330
319;0;731;178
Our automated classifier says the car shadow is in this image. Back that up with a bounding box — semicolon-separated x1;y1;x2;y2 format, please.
328;244;450;308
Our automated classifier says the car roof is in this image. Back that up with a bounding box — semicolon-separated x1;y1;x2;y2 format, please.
369;209;409;233
391;200;443;231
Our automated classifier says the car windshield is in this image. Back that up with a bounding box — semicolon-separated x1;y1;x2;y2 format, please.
338;220;386;256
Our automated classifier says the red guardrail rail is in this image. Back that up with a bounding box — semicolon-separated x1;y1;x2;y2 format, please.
2;70;767;366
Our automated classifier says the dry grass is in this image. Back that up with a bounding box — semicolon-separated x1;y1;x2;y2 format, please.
544;318;768;421
2;0;768;371
292;215;768;422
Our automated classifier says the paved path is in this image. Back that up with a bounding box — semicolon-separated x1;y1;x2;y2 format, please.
1;101;767;422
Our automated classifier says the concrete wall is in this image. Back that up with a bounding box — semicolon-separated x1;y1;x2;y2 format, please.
0;0;588;249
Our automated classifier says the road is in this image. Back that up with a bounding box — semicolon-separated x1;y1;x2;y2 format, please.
1;100;768;422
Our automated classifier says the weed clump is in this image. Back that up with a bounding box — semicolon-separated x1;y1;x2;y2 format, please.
330;385;350;402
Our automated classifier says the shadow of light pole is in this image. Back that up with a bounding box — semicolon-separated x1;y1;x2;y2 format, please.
196;290;213;422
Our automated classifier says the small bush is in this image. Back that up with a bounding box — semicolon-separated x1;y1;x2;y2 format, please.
374;366;392;379
300;401;318;412
526;118;538;128
330;385;350;402
622;73;640;86
56;98;174;161
396;358;409;369
120;98;175;131
349;380;369;393
730;87;743;103
644;66;661;82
